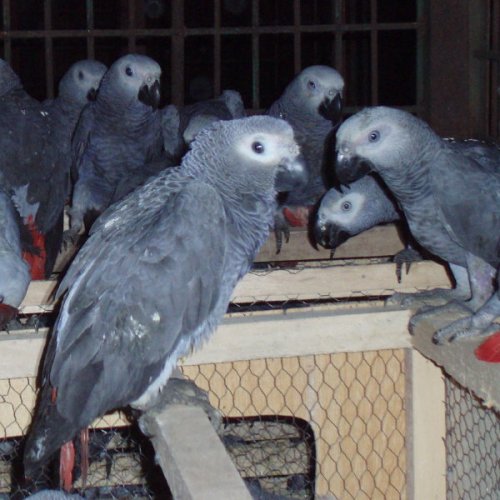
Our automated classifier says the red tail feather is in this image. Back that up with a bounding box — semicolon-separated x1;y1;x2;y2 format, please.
60;440;75;492
474;331;500;363
283;206;314;227
22;215;47;280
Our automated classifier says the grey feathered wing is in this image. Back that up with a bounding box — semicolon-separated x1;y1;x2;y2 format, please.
70;104;95;183
430;149;500;267
25;177;227;471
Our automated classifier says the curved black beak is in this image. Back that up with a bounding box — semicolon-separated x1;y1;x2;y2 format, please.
274;154;308;193
86;87;98;102
138;80;161;109
314;220;350;249
319;93;343;126
335;153;373;186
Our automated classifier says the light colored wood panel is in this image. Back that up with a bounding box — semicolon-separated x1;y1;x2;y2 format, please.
407;350;446;500
183;307;413;366
0;334;47;379
255;225;405;262
0;306;413;379
19;259;451;314
141;404;252;500
233;261;451;302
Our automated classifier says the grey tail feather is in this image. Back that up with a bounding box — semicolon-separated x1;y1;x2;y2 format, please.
23;385;78;481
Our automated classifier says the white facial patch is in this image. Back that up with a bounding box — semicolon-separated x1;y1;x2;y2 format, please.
326;192;365;226
236;132;299;167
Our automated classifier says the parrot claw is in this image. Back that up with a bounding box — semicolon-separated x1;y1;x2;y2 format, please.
140;376;223;436
273;210;291;254
392;247;423;283
433;316;499;345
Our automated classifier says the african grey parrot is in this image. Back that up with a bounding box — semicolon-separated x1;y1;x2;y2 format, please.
23;115;306;488
267;65;344;250
0;59;106;278
179;89;246;145
334;106;500;343
109;90;247;203
0;185;30;329
315;138;500;279
67;54;167;242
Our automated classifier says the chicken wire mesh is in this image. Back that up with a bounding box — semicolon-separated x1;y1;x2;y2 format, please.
444;377;500;500
0;349;407;499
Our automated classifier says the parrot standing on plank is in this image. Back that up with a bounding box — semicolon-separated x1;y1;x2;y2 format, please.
334;106;500;344
267;65;344;251
67;54;168;242
23;116;306;490
0;59;107;279
315;138;500;281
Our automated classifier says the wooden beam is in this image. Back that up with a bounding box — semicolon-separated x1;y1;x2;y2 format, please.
0;305;413;379
406;349;446;500
19;259;452;314
141;404;252;500
234;261;451;302
185;306;413;365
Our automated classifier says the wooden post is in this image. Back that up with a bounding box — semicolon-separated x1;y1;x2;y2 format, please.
141;404;252;500
406;350;446;500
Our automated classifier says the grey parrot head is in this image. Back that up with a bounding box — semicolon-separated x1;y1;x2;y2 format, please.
0;58;23;97
334;106;434;185
57;59;108;106
287;65;344;125
184;115;306;196
99;54;162;109
314;174;399;249
314;183;371;249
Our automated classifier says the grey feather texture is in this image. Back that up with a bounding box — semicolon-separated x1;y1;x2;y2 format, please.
0;58;106;277
335;106;500;343
0;186;30;310
318;139;500;248
24;115;304;478
268;65;344;207
68;54;166;239
267;65;344;251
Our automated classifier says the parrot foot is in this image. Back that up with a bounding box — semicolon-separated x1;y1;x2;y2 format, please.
432;317;499;345
392;247;423;283
408;301;469;334
386;287;467;309
273;210;290;254
139;376;223;436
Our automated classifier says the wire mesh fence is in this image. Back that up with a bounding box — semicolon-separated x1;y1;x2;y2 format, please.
445;377;500;500
1;349;407;499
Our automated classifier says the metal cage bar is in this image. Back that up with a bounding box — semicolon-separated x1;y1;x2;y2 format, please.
0;1;425;112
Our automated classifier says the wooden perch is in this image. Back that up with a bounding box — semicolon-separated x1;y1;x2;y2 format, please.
411;310;500;411
141;404;252;500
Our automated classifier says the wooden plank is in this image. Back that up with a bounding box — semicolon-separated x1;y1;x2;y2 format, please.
234;261;451;302
184;307;413;365
18;259;452;314
255;224;405;262
411;308;500;411
406;350;446;500
141;404;252;500
0;306;413;379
